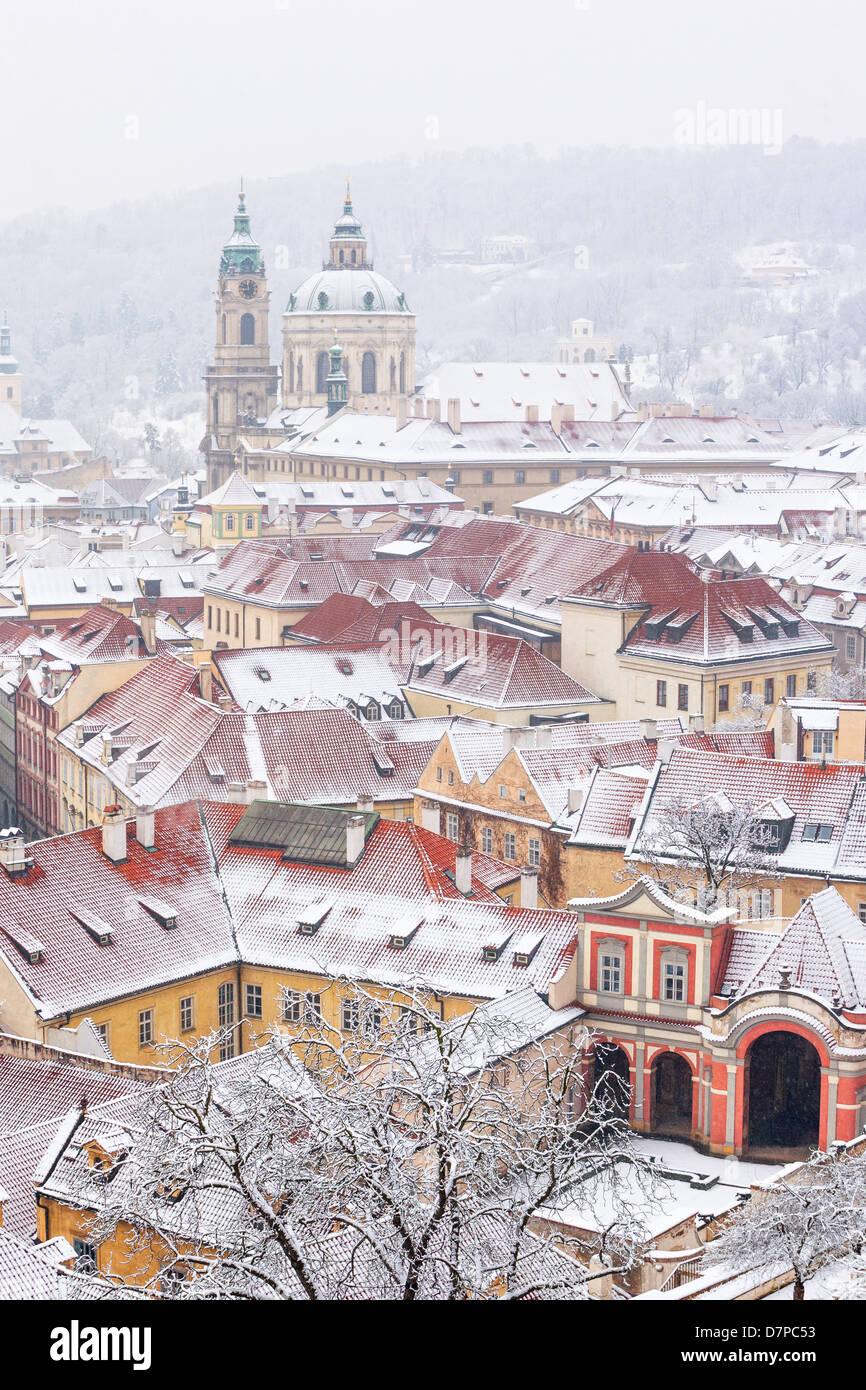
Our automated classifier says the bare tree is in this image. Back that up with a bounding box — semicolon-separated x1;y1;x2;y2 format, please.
68;983;657;1301
625;791;783;912
703;1146;866;1301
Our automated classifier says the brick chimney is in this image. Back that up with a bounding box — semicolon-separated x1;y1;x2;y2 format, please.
426;397;441;422
455;844;473;895
525;404;539;424
447;398;461;434
101;805;127;863
519;866;538;910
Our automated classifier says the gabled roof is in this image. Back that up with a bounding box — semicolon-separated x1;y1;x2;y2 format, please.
198;470;263;509
723;888;866;1009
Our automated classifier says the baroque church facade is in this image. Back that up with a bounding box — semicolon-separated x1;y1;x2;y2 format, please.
201;186;415;487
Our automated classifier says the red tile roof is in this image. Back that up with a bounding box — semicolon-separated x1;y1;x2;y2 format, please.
0;801;576;1017
570;551;832;665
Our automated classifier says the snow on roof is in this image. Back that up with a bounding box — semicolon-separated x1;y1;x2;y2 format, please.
0;800;580;1017
413;362;631;422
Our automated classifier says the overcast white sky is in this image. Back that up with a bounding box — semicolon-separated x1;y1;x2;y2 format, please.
2;0;862;217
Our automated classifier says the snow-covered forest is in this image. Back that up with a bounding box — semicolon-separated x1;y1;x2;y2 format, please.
3;139;866;463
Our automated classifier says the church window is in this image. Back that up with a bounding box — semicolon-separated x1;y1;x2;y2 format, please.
362;353;377;394
339;250;345;265
390;358;396;391
288;352;295;394
399;353;406;393
240;313;255;345
584;348;596;363
221;314;227;344
316;352;330;394
351;250;357;265
297;359;303;391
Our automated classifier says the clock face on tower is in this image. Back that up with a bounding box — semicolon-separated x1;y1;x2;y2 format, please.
239;279;258;299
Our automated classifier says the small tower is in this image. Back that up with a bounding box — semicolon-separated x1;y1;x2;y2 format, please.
326;334;348;416
203;189;279;489
328;178;369;269
0;313;22;415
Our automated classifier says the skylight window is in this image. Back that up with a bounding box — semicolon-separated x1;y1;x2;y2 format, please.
803;822;833;843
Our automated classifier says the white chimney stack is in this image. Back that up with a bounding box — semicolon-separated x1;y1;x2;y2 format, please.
534;724;552;749
0;827;26;876
639;717;658;742
520;866;538;910
356;794;375;813
101;805;127;863
447;397;461;434
420;800;441;835
346;813;366;865
658;739;677;765
455;845;473;895
135;809;155;850
688;713;705;733
567;786;585;814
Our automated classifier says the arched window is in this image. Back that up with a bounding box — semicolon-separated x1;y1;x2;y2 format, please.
339;250;345;264
361;352;377;394
390;358;396;391
240;313;255;345
316;351;330;394
351;249;356;265
212;394;219;425
399;353;406;393
221;313;227;344
297;359;303;392
584;348;596;363
288;352;295;394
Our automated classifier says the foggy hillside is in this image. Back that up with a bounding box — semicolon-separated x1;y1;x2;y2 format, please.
3;140;866;465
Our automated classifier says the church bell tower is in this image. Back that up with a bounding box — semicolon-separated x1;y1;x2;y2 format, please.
203;190;279;486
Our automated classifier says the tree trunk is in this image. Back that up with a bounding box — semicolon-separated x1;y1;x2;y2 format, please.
792;1276;805;1301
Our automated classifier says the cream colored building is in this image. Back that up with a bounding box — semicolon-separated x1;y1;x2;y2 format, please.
281;185;415;417
556;317;615;365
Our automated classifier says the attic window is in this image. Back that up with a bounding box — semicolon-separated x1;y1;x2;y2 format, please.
73;579;87;593
803;822;833;843
3;924;44;963
482;929;513;963
108;577;122;592
371;746;395;776
512;932;544;967
297;899;334;935
256;667;272;682
138;896;178;930
443;657;468;683
389;916;423;950
69;908;114;946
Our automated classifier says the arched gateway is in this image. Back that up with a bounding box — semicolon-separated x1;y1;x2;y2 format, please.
652;1053;692;1135
745;1032;821;1153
